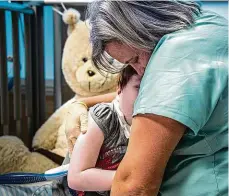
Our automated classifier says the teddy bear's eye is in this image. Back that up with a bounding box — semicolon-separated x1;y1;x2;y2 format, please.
82;57;88;63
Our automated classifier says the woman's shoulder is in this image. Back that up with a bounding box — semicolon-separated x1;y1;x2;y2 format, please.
147;10;228;77
153;10;227;57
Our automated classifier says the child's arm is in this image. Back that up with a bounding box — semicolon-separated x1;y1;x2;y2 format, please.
68;113;116;191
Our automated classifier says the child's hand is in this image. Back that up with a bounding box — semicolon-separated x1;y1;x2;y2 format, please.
64;101;88;156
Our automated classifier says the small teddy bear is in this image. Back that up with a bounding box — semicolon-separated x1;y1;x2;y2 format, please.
0;136;59;174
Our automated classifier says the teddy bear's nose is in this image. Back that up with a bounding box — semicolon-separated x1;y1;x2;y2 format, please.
87;70;96;77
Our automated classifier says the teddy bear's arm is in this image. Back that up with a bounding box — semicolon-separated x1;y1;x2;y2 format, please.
32;98;76;151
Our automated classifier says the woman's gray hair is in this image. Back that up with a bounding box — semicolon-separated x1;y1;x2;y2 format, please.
86;1;201;73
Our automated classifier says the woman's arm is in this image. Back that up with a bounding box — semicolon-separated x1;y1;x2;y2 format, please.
110;114;186;196
77;92;117;108
68;113;116;191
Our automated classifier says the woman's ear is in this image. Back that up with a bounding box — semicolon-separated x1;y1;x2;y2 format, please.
62;8;81;36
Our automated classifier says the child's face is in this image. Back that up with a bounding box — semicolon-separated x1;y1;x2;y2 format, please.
119;75;141;125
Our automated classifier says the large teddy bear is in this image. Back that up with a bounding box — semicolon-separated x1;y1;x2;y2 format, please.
0;8;118;174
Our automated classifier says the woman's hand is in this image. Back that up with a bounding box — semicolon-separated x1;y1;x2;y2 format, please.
65;101;88;156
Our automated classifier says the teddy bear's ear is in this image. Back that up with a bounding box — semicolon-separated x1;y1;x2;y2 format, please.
62;8;81;36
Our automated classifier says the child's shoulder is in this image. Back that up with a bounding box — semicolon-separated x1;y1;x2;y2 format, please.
89;102;121;140
89;102;116;119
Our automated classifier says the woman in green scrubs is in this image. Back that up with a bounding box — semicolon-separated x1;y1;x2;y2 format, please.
65;1;228;195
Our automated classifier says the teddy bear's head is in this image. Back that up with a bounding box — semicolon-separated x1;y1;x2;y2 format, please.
62;9;118;97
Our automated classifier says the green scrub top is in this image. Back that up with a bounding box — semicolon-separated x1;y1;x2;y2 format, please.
133;10;228;196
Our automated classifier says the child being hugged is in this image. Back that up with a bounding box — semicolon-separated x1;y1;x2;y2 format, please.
68;66;140;196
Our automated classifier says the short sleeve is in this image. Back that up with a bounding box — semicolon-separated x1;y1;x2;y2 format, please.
134;11;228;135
89;103;120;140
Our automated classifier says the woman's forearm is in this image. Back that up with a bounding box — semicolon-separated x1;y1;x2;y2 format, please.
76;92;117;108
111;114;185;196
68;168;116;191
